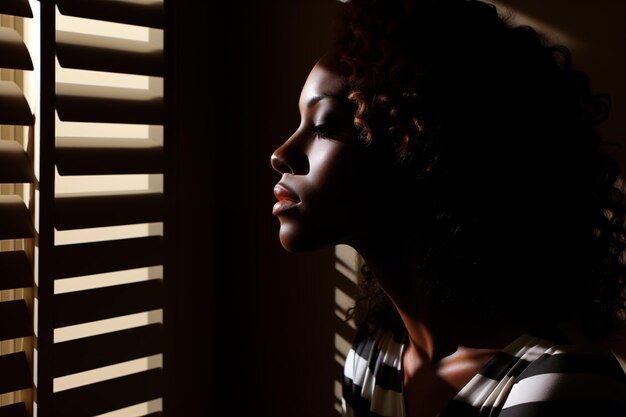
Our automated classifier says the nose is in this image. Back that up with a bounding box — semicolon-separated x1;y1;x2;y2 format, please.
270;146;292;174
270;134;308;175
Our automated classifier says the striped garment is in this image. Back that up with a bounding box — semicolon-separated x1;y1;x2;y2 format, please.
342;324;626;417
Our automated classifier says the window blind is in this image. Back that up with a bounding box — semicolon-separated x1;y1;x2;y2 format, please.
0;2;35;417
36;1;167;416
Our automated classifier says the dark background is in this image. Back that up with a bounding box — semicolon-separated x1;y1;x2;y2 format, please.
167;1;625;415
167;1;343;415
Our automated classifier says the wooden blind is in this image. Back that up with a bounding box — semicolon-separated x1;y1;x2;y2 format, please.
35;1;167;416
0;2;35;417
1;1;170;415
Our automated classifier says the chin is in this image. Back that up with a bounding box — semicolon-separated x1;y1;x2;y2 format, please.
277;221;339;253
279;231;322;253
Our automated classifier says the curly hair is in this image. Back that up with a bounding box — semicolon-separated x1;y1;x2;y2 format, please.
336;0;626;340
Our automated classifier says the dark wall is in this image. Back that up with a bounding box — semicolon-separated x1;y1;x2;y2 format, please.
167;1;342;416
494;0;626;171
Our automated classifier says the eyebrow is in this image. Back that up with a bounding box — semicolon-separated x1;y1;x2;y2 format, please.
305;93;348;109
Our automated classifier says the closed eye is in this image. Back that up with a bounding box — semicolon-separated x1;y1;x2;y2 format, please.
308;123;356;142
309;124;334;139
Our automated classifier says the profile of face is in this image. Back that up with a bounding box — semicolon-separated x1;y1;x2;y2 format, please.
270;54;393;253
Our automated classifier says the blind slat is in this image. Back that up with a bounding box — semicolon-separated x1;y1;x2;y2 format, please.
0;300;32;342
54;279;163;328
56;137;163;175
0;27;33;70
0;196;35;239
55;192;164;230
56;0;164;29
0;82;34;125
0;0;32;18
0;251;33;290
0;403;28;417
54;236;164;279
56;31;163;76
56;83;163;125
0;140;35;183
54;323;162;377
0;352;31;394
52;369;163;416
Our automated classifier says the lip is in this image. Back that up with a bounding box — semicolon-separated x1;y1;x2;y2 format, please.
273;183;300;215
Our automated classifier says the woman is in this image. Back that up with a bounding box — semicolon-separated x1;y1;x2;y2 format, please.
271;0;626;416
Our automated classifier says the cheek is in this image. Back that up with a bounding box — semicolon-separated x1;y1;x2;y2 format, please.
277;145;377;252
305;144;373;216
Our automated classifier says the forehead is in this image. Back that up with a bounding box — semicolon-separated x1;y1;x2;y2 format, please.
299;59;348;109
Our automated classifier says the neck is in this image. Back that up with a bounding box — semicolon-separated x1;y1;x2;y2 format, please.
353;237;529;363
354;237;446;358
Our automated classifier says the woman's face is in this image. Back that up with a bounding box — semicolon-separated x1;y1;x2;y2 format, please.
270;56;390;252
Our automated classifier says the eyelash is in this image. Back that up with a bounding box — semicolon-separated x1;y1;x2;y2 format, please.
310;124;334;138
